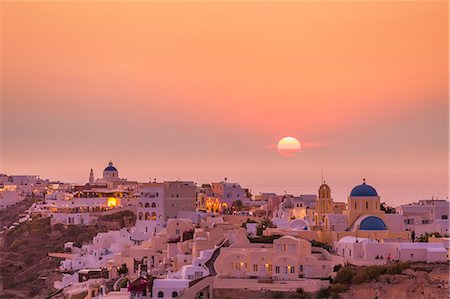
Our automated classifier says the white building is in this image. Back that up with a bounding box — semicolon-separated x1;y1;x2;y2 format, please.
397;199;449;236
135;184;165;236
333;236;448;263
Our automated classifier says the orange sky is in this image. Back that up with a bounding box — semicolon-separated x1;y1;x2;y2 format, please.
1;1;448;204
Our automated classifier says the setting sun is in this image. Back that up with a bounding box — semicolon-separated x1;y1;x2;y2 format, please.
277;137;301;156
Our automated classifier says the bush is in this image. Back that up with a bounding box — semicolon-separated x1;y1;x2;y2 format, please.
386;262;410;275
311;240;331;252
119;278;129;289
333;267;354;284
352;266;385;284
182;229;195;241
316;287;331;299
329;283;349;294
118;263;129;275
53;223;65;232
248;234;282;243
333;264;342;272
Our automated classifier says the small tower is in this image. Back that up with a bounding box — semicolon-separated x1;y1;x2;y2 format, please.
315;182;333;226
103;161;119;181
317;182;332;213
89;169;95;185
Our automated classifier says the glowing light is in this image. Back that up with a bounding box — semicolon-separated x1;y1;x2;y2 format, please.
277;136;301;156
107;197;118;207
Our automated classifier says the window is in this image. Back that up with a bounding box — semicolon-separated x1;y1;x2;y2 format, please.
176;229;180;235
354;202;357;209
158;291;164;298
290;266;295;273
151;212;157;221
145;203;150;208
152;202;156;208
145;212;150;220
268;264;272;271
366;202;368;209
253;264;258;271
299;265;303;272
172;291;178;298
139;202;143;207
138;212;143;220
443;215;448;219
275;266;280;274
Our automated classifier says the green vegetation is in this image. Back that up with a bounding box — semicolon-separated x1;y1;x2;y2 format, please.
182;229;195;241
256;217;276;236
232;200;244;211
269;290;312;299
248;234;282;243
318;263;411;298
1;216;110;297
311;240;331;252
118;263;129;275
100;210;136;227
380;202;396;214
119;278;129;289
416;232;449;242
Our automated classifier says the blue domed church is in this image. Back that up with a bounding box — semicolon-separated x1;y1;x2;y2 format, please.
345;179;387;230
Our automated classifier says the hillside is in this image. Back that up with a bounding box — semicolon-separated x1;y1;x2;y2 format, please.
0;210;135;298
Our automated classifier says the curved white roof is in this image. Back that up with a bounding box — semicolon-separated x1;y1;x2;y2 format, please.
289;219;309;229
338;236;378;244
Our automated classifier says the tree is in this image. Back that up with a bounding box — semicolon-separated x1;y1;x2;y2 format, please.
256;217;276;236
118;263;129;275
232;200;244;211
380;202;396;213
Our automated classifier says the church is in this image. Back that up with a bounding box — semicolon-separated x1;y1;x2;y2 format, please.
313;180;411;245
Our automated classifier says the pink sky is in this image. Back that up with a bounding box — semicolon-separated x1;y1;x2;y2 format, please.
1;1;448;205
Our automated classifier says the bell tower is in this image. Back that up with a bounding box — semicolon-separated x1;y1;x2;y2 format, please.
315;182;333;226
89;169;95;185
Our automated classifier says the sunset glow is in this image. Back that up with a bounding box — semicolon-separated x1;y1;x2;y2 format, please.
277;137;301;156
1;1;447;204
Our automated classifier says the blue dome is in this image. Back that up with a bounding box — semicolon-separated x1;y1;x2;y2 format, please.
350;182;378;197
359;216;387;230
104;161;118;172
104;166;118;172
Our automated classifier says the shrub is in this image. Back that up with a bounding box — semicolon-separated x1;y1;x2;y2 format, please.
118;263;129;275
386;262;410;274
182;229;195;241
333;264;342;272
248;234;283;243
352;265;385;284
333;267;354;284
316;287;331;299
119;278;129;289
53;223;65;232
329;283;349;294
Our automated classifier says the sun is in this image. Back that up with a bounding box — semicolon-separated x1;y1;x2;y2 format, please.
277;136;301;156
